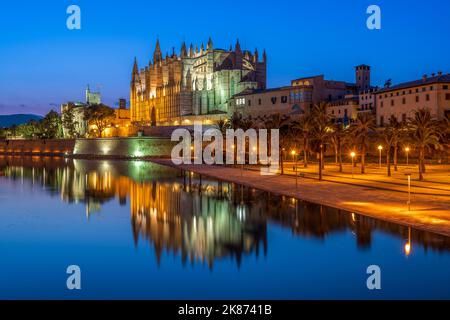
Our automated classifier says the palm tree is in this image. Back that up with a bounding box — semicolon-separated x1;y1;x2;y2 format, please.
408;108;443;181
380;123;397;177
262;113;291;174
229;112;243;130
330;122;347;172
387;116;407;171
311;102;331;181
293;114;314;168
351;113;376;174
215;119;229;137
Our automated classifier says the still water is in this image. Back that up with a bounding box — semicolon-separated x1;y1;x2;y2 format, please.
0;156;449;300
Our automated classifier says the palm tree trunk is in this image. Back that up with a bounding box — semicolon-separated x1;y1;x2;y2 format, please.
394;144;398;171
334;143;338;164
338;140;343;173
319;145;323;181
387;149;391;177
361;143;366;174
280;148;284;175
303;137;308;168
419;147;424;181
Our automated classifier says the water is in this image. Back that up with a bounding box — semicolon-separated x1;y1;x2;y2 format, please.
0;156;449;300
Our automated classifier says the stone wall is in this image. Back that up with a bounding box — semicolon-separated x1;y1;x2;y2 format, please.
0;137;176;158
0;139;75;155
73;137;176;158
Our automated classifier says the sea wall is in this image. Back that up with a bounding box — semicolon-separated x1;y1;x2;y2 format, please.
0;139;75;155
73;137;176;158
0;137;176;158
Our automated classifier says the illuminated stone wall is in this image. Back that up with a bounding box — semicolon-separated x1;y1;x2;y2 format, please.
0;139;75;155
73;137;176;158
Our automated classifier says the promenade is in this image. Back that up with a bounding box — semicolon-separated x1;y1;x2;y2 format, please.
151;158;450;237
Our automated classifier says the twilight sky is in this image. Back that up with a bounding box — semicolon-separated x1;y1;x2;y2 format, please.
0;0;449;116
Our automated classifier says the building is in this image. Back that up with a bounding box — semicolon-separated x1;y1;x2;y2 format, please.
232;85;312;117
231;64;371;119
130;38;267;126
86;85;101;105
61;102;89;138
376;73;450;126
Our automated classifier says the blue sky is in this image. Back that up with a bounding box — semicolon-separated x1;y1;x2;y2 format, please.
0;0;449;115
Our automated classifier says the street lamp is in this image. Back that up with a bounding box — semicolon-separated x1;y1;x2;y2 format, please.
350;152;356;179
404;171;412;211
405;147;410;165
291;150;298;188
378;145;383;169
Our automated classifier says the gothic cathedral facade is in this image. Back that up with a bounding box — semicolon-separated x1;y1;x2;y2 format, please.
130;39;266;126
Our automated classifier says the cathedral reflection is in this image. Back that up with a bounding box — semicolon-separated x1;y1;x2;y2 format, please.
1;155;450;269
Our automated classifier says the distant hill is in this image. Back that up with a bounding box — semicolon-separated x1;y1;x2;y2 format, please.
0;114;43;128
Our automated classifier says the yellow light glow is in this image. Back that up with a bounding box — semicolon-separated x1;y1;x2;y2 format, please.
291;150;297;156
350;152;356;158
404;242;411;256
378;145;383;151
405;147;410;152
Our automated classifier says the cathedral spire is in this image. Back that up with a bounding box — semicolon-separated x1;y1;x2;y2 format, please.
254;48;259;63
132;57;139;82
181;42;187;58
263;49;267;63
200;43;204;54
235;39;241;53
189;43;194;58
153;39;162;64
207;37;213;51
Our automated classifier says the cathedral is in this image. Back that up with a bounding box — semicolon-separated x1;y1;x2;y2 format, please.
130;38;267;126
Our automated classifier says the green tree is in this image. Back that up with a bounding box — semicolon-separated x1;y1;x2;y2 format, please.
85;104;115;138
293;113;314;168
408;108;443;181
39;110;62;139
330;122;347;172
62;105;79;138
351;113;376;174
262;113;291;175
311;102;331;181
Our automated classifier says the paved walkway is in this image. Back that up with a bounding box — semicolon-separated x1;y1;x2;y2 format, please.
150;159;450;237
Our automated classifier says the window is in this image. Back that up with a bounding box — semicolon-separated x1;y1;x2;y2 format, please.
416;96;419;103
444;85;449;90
380;101;384;108
281;96;288;104
248;100;251;107
258;99;262;105
380;116;384;127
402;98;406;104
446;93;450;100
422;87;426;92
391;100;395;106
426;94;430;101
430;86;433;90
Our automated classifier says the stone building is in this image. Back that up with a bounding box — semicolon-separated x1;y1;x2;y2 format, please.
130;39;267;126
376;73;450;126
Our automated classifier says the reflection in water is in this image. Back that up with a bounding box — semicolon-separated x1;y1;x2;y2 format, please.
1;156;450;269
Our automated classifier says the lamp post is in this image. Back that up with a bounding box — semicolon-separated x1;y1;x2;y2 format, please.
405;147;410;165
378;145;383;169
291;150;298;188
405;172;412;211
351;152;356;179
